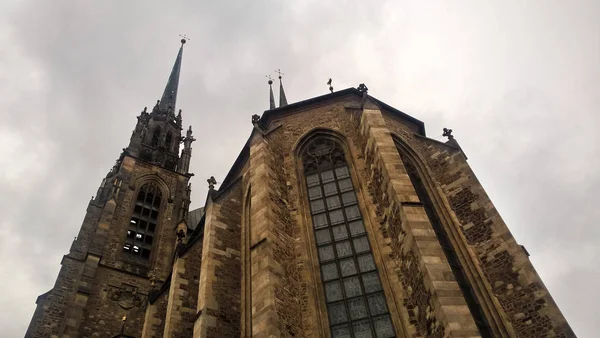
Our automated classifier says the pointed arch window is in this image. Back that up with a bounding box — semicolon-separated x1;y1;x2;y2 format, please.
151;126;161;147
302;137;395;338
165;131;173;151
123;183;161;260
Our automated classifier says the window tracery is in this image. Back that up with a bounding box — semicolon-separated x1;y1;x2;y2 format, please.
123;183;161;261
302;137;395;338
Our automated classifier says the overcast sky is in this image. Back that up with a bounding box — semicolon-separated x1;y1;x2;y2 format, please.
1;0;598;336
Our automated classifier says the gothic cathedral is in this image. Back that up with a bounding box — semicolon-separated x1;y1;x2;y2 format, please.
26;40;575;338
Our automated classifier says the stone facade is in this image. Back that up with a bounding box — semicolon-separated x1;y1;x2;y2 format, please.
27;82;574;337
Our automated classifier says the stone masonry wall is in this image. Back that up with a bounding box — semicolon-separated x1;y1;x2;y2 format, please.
77;266;151;337
164;239;203;337
141;290;168;338
194;182;242;338
383;113;575;337
354;108;479;337
25;256;83;338
262;97;466;336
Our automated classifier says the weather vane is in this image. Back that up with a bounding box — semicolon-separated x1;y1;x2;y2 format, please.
266;75;274;84
179;34;190;44
274;68;284;79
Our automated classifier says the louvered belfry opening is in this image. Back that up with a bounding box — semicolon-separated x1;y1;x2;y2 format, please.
123;183;161;261
303;137;396;338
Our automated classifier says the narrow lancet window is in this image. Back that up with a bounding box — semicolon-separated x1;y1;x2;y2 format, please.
151;126;161;147
123;183;161;261
303;137;395;338
165;131;173;151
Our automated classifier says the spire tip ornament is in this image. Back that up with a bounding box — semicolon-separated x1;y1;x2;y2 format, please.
275;69;288;107
179;34;190;45
267;75;276;109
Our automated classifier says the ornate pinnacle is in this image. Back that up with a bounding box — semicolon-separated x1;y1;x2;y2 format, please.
357;83;368;93
442;128;454;140
207;176;217;190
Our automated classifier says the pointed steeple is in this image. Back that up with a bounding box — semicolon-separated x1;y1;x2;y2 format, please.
267;76;276;110
276;69;288;107
158;39;186;112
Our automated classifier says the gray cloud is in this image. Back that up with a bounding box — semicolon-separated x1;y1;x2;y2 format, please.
1;0;598;336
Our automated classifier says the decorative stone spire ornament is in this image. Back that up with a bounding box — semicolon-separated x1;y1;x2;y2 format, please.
357;83;368;93
275;69;288;107
327;78;333;93
176;109;182;126
266;75;276;110
207;176;217;190
443;128;454;140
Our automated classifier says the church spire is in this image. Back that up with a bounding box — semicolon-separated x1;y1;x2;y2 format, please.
267;76;276;110
275;69;288;107
158;38;186;112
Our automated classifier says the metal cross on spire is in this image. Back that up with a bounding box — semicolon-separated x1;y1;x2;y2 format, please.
274;68;284;79
179;34;190;44
274;69;288;107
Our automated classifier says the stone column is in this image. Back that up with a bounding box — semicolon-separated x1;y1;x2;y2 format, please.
360;108;480;337
247;134;284;338
194;184;242;338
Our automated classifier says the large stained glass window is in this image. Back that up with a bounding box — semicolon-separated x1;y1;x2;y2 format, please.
123;183;161;261
303;137;395;338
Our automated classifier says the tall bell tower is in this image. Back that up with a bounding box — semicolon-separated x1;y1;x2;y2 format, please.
26;38;196;338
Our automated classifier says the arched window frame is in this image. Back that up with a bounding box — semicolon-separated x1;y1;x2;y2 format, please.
165;131;173;151
295;131;400;338
151;126;161;147
121;181;165;265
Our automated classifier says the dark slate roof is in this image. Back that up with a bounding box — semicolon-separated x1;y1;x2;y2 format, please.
187;207;204;230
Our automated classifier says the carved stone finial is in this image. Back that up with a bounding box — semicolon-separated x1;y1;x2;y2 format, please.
142;107;147;113
252;114;260;124
327;78;333;93
443;128;454;140
357;83;368;93
207;176;217;190
176;229;186;243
